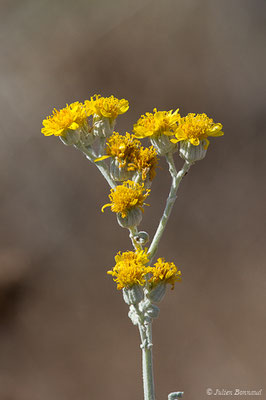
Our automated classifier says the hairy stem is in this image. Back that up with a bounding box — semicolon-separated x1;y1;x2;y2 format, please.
138;321;155;400
77;145;116;188
148;154;192;262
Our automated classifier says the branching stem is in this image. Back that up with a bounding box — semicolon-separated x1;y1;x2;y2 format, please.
148;154;193;262
78;144;116;188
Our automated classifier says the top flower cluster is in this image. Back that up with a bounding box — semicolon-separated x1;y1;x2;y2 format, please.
42;94;224;228
42;94;223;160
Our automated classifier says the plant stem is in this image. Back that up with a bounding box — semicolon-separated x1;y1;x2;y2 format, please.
78;144;116;188
148;154;192;262
138;321;155;400
129;226;142;251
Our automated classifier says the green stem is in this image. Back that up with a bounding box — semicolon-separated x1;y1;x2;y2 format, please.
77;144;116;188
148;154;192;262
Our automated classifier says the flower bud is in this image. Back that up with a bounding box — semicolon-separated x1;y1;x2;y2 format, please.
117;207;143;229
144;303;160;319
147;282;166;303
123;285;144;305
134;231;150;245
139;299;160;320
150;134;177;156
179;140;207;163
110;158;134;182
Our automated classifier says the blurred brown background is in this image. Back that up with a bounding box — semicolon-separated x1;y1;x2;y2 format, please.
0;0;265;399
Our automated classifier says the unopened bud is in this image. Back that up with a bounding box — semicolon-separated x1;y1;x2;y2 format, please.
134;231;150;245
139;299;160;320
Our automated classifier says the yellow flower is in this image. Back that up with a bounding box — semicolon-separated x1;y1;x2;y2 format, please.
84;94;129;120
102;180;150;218
96;132;141;166
133;108;180;138
130;146;158;181
149;258;181;289
96;133;158;181
107;249;150;289
41;102;89;137
171;113;223;148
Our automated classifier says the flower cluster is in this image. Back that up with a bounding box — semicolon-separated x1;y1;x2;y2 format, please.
41;95;129;143
42;95;223;166
133;108;223;159
107;250;181;292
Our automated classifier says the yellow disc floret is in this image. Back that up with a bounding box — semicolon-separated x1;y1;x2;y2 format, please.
96;132;158;181
133;108;180;138
107;250;150;289
102;180;150;218
149;258;181;289
130;146;158;181
41;102;89;137
106;132;141;167
171;113;223;148
84;94;129;119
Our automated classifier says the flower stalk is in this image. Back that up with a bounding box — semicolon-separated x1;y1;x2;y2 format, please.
140;321;155;400
148;154;192;262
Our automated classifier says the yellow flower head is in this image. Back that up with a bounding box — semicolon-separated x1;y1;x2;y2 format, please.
133;108;180;139
41;102;89;137
107;249;150;289
84;94;129;120
149;258;181;289
106;132;141;167
130;146;158;181
171;113;223;148
102;180;150;218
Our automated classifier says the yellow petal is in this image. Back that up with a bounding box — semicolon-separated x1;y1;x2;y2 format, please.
94;155;111;162
68;122;79;130
190;137;200;146
101;203;111;212
203;138;210;149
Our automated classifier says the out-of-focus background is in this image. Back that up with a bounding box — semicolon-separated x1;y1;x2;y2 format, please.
0;0;265;399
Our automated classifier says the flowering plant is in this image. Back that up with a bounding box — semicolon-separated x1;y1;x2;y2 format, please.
42;94;223;400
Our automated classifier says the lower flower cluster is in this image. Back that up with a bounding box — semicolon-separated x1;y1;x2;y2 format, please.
107;250;181;326
107;250;181;294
